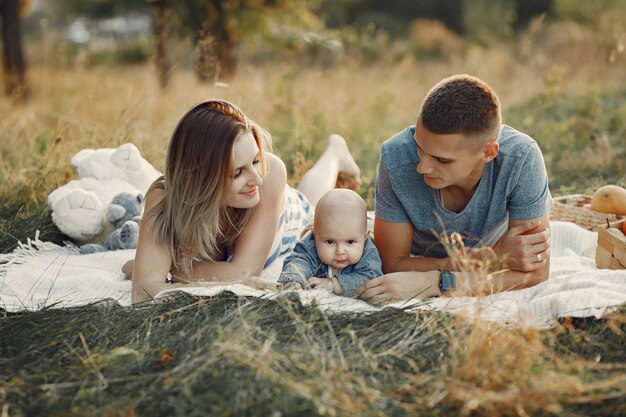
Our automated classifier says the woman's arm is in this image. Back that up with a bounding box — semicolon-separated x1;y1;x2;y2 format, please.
132;154;286;301
130;184;285;303
131;186;174;303
183;153;287;281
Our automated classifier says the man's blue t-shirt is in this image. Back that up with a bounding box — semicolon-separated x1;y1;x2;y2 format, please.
375;125;552;258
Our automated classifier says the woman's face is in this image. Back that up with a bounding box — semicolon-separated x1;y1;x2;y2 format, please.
224;131;263;209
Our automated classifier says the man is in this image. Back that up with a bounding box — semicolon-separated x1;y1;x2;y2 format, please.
359;74;552;302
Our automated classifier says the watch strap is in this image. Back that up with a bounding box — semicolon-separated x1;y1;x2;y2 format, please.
439;270;456;293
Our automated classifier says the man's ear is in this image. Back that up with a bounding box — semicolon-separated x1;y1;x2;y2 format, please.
482;141;499;162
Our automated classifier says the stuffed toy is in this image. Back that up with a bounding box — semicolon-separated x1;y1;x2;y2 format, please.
47;143;161;244
79;192;144;254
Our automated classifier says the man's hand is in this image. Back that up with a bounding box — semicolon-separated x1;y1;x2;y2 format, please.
356;271;439;305
494;221;550;272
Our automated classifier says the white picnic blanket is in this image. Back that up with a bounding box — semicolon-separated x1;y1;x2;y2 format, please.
2;222;625;327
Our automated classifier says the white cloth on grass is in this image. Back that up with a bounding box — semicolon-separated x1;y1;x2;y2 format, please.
2;222;626;327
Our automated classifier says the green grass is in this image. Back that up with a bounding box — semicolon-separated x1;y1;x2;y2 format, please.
506;89;626;194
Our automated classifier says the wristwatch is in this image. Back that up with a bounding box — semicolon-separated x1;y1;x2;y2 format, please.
439;270;456;293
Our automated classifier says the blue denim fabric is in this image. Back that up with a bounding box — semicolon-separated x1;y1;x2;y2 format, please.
278;232;382;297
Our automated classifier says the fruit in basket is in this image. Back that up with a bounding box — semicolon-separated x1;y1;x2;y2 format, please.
590;185;626;215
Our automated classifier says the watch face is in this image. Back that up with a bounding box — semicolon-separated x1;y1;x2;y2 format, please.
440;270;456;292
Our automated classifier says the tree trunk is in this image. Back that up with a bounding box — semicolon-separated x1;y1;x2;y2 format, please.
202;0;238;80
151;1;171;89
1;0;28;99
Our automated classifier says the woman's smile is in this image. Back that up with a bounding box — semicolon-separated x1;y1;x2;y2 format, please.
241;187;258;196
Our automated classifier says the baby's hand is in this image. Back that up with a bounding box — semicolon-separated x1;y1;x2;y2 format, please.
308;277;333;292
280;281;303;291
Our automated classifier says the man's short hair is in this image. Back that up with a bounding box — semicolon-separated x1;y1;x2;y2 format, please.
418;74;502;141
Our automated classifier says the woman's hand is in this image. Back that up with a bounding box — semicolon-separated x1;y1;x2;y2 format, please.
122;260;134;280
240;276;283;292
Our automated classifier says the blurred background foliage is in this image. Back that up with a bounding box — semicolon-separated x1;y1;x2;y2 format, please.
1;0;625;247
8;0;626;178
24;0;624;73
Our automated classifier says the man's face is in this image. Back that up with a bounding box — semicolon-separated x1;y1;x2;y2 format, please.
413;121;487;191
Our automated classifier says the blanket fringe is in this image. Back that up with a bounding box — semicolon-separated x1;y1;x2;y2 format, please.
0;230;77;275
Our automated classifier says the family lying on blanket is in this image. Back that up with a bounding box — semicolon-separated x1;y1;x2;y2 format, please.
124;74;552;305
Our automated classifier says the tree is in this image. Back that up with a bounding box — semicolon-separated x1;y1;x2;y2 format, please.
169;0;320;81
147;0;172;89
200;0;239;79
0;0;29;99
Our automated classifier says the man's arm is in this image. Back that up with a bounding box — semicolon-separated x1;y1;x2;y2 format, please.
374;217;453;273
452;213;552;295
496;139;551;278
356;265;545;304
493;213;551;280
360;214;550;303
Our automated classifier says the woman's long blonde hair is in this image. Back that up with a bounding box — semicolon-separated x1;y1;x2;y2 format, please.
147;100;271;277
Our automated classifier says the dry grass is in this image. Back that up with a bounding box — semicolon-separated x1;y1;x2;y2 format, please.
441;321;624;417
1;15;626;416
2;293;624;417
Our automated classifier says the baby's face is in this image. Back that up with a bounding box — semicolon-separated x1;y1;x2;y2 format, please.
313;217;367;270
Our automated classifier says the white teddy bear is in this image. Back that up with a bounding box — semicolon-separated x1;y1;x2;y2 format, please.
47;143;162;244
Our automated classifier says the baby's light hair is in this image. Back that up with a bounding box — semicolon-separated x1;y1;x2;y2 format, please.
314;189;367;234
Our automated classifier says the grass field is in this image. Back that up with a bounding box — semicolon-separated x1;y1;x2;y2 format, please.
1;14;626;416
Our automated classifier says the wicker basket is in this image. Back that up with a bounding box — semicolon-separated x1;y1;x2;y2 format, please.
550;194;624;231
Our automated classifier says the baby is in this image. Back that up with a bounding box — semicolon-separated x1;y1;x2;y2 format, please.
278;189;382;297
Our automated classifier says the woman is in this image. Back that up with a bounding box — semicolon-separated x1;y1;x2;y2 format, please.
129;100;360;303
